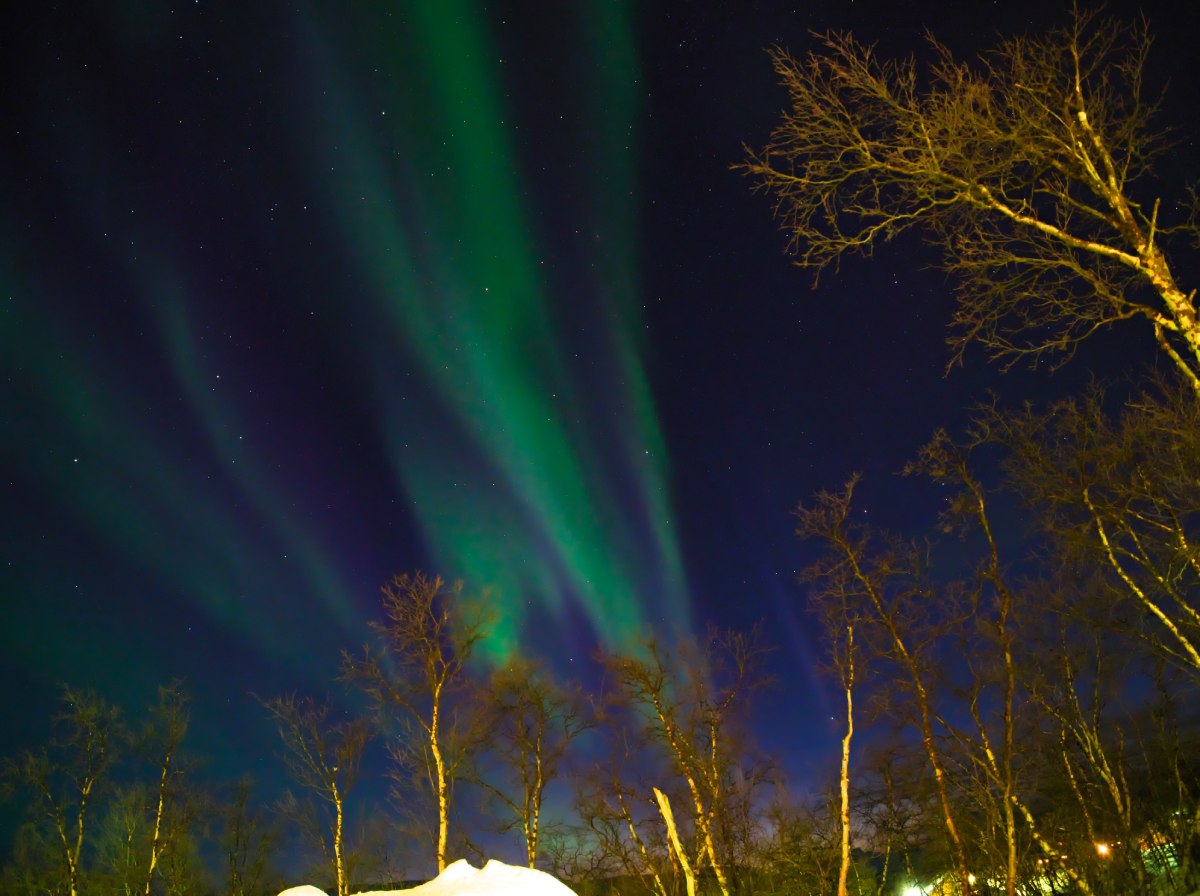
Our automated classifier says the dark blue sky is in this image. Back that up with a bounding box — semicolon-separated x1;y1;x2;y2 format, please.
2;0;1195;862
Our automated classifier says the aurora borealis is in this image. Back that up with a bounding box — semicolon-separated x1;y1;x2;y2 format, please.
4;0;1196;832
5;0;686;705
296;2;688;659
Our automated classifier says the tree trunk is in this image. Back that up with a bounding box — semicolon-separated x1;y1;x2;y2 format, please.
333;779;346;896
144;751;172;896
527;745;543;868
857;562;972;896
430;692;448;873
654;787;696;896
837;624;854;896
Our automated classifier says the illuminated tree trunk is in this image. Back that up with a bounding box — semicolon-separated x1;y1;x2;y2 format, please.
652;698;731;896
332;778;346;896
343;573;487;877
44;774;94;896
654;788;697;896
702;728;732;896
600;632;766;896
430;686;449;874
471;659;585;871
615;789;669;896
142;686;187;896
1084;487;1200;673
143;755;170;896
22;690;118;896
262;694;367;896
527;742;543;868
1013;798;1097;896
799;482;972;896
860;569;971;896
837;625;854;896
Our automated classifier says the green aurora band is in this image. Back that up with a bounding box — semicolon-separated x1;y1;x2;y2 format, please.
0;0;689;689
297;1;689;660
0;242;363;682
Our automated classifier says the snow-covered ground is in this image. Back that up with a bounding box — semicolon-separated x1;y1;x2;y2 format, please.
279;858;579;896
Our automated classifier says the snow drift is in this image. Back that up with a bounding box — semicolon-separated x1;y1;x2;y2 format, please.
278;858;579;896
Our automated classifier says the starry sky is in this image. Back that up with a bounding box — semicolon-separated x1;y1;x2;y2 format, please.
3;0;1197;841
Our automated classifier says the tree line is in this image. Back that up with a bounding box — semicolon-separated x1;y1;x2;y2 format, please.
739;5;1200;895
0;578;775;896
5;384;1197;896
4;5;1200;895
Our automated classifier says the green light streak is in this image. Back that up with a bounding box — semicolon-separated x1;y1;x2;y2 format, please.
297;0;689;660
0;250;296;665
151;275;363;640
0;228;365;684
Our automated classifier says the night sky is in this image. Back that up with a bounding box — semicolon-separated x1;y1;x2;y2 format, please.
3;0;1197;846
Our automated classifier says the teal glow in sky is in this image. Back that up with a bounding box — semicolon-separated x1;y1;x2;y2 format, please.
9;0;1171;854
293;1;689;659
0;0;690;713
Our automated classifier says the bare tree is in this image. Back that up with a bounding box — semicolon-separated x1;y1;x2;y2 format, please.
797;480;976;896
908;431;1026;896
539;820;624;893
803;559;861;896
764;791;840;896
597;627;773;896
742;8;1200;391
220;777;277;896
853;745;929;896
7;688;122;896
796;390;1200;896
991;381;1200;678
0;819;62;896
139;683;189;896
156;825;209;896
470;658;589;868
92;782;148;895
981;379;1200;890
574;725;675;896
343;571;488;873
262;693;368;896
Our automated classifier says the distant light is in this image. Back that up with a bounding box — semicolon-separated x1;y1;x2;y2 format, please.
1096;842;1111;857
902;886;924;896
968;874;977;885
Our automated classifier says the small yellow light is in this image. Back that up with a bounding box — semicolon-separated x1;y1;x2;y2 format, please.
967;874;977;886
1096;842;1111;857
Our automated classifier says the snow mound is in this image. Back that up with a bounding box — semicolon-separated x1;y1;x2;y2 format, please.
281;858;579;896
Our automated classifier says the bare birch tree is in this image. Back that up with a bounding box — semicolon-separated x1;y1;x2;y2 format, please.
470;658;589;868
220;777;277;896
139;683;189;896
343;571;488;873
908;432;1025;896
797;480;976;896
742;8;1200;391
597;627;772;896
8;688;121;896
263;693;368;896
574;731;674;896
990;381;1200;679
802;539;863;896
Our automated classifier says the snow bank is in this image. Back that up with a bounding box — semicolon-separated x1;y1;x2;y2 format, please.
280;858;579;896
